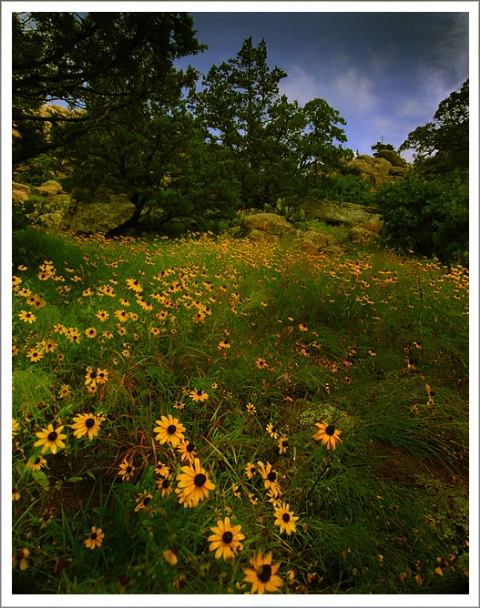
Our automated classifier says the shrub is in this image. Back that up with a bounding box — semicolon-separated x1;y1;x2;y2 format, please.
375;171;468;263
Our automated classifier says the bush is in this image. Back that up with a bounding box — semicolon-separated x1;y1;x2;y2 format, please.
326;173;376;206
375;171;468;263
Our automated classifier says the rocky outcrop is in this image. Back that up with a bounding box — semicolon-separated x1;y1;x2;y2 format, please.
64;187;137;234
295;228;337;253
241;213;296;242
348;154;410;186
312;200;381;226
13;180;71;230
348;216;384;242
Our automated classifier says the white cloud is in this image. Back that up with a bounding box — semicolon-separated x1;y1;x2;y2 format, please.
330;68;379;114
280;63;380;115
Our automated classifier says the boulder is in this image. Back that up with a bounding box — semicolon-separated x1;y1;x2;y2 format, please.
32;180;64;197
12;182;30;205
241;213;296;238
246;229;280;244
295;228;337;253
313;201;381;226
348;226;380;242
376;149;406;167
348;154;410;186
65;189;137;234
359;216;383;234
323;245;345;256
22;181;72;229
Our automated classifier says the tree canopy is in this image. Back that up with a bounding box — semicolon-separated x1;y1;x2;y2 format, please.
399;79;469;174
12;12;205;165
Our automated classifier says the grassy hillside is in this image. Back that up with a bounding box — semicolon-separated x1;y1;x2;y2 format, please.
11;226;469;595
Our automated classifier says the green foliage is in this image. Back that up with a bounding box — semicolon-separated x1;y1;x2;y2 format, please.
400;80;468;175
262;198;307;227
12;12;205;165
192;37;351;208
371;141;395;156
326;173;376;206
12;199;36;233
375;171;468;263
11;231;469;594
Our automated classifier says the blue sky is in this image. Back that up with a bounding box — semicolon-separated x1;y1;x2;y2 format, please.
175;9;470;161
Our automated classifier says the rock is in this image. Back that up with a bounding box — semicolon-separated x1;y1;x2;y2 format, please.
241;212;296;238
388;166;410;177
65;188;136;234
246;229;280;244
348;154;410;186
295;228;336;253
38;211;64;230
313;201;381;226
12;182;30;205
348;226;380;241
376;149;406;166
359;216;383;234
32;180;64;197
323;245;345;256
372;157;392;175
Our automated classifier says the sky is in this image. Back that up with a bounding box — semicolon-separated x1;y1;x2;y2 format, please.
173;8;471;161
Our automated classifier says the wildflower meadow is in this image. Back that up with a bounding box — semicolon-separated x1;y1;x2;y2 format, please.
11;224;469;595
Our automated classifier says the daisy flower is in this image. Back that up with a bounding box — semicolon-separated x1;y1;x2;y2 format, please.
71;413;102;440
118;459;135;481
18;310;36;324
266;423;279;439
175;458;215;508
208;517;245;561
245;462;256;479
26;455;47;471
274;502;299;535
313;422;342;450
257;461;281;496
278;436;289;454
243;551;283;594
126;278;143;293
154;415;186;447
189;389;209;402
34;424;67;454
176;439;197;463
26;347;44;363
12;548;30;570
84;526;104;550
134;492;154;513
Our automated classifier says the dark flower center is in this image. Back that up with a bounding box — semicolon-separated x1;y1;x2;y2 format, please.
35;457;42;464
326;425;335;436
126;466;132;473
167;425;176;435
143;496;151;506
258;564;272;583
222;531;233;544
282;513;291;522
187;443;195;452
281;440;288;448
16;551;25;560
194;473;207;487
162;479;170;488
89;371;97;379
85;418;96;428
267;471;277;482
47;431;58;441
90;532;97;540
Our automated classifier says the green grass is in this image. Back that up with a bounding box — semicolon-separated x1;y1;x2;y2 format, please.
11;225;469;595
